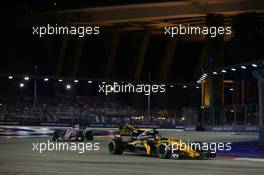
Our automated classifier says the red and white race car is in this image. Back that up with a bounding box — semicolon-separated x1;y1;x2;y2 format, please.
52;125;93;141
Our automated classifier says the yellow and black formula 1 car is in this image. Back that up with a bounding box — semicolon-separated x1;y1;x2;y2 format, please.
109;129;216;159
118;123;149;137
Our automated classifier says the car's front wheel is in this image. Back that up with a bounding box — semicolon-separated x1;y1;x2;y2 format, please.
108;139;124;154
52;131;59;141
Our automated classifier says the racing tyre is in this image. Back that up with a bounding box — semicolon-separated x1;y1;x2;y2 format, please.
76;131;84;141
192;142;216;158
157;143;171;159
108;139;124;154
52;131;59;141
85;130;94;141
210;152;216;157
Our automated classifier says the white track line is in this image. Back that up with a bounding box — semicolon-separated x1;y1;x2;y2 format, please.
234;158;264;162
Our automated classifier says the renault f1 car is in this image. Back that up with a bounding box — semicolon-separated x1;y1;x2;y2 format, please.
118;123;149;137
109;129;216;159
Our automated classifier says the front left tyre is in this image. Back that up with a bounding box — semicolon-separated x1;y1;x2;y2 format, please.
108;139;124;154
52;131;59;141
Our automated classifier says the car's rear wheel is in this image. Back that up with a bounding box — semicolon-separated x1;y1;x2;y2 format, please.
157;143;171;159
85;130;94;141
76;131;84;141
109;139;124;154
192;141;217;158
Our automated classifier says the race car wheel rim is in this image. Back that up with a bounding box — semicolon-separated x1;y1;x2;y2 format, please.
109;141;115;154
157;143;170;158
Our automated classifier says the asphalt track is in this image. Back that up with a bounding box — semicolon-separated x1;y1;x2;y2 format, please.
0;131;263;175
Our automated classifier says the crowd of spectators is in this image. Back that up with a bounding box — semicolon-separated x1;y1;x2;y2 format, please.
0;95;139;123
0;95;194;126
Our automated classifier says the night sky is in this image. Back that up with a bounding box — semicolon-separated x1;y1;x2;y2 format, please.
1;1;263;108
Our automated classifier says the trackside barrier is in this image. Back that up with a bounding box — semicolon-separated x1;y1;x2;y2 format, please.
260;127;264;145
204;125;258;132
0;126;54;136
0;124;259;137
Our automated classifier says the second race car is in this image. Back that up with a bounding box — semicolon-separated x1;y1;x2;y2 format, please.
52;124;93;141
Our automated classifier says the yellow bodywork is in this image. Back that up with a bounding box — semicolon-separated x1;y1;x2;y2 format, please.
160;139;201;158
128;138;201;158
119;127;149;136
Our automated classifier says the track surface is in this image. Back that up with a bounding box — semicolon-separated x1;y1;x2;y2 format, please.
0;131;263;175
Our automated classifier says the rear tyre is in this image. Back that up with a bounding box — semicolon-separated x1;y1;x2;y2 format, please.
210;152;216;157
85;130;94;141
108;139;124;154
192;142;216;158
76;131;84;141
157;143;171;159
